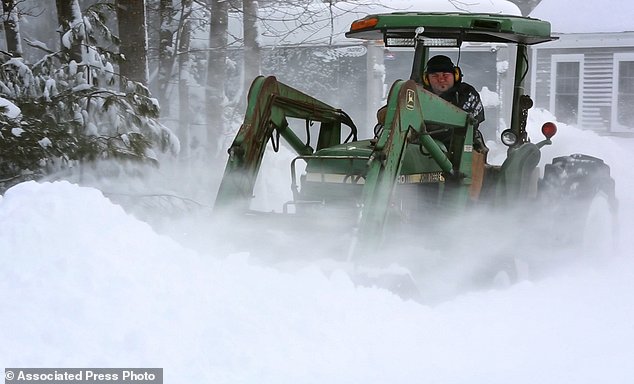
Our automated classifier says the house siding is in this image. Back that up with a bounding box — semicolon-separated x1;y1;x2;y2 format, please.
530;33;634;135
534;50;552;110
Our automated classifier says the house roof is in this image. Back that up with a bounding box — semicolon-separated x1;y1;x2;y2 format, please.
530;0;634;33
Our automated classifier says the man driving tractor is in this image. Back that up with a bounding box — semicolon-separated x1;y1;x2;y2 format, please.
377;55;487;152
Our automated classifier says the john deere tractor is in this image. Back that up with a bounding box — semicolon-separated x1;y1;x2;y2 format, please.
214;12;617;297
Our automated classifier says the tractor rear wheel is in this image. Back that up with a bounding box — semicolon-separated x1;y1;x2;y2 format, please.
539;153;618;256
581;190;619;257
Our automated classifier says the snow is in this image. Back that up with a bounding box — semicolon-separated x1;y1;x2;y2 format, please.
479;86;500;107
496;60;509;74
61;30;73;50
531;0;634;33
0;97;21;119
37;137;52;148
2;115;634;382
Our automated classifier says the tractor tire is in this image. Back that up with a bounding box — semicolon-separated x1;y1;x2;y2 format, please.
539;153;618;256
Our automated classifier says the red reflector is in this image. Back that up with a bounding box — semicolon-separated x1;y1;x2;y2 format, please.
541;122;557;139
350;17;378;31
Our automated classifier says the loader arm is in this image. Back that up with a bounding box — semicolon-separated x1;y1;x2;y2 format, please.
214;76;357;211
355;79;476;251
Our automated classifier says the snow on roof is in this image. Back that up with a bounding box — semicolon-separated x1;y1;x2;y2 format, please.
530;0;634;33
229;0;522;47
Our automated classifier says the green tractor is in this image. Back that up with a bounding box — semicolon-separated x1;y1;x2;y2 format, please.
214;12;617;298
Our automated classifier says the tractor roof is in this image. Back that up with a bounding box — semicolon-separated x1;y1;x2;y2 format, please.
346;12;556;45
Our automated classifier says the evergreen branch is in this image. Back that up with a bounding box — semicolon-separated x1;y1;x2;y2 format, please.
0;173;24;183
23;38;55;54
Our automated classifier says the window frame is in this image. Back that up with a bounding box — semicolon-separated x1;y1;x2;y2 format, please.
611;52;634;132
549;54;584;126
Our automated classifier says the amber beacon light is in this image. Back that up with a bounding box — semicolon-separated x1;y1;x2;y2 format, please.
350;17;378;31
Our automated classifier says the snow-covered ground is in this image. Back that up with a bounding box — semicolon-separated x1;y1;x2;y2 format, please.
2;109;634;383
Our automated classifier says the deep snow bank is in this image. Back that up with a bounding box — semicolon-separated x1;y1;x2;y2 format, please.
2;181;634;383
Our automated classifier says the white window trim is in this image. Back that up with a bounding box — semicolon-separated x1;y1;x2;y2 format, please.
549;54;584;126
611;52;634;132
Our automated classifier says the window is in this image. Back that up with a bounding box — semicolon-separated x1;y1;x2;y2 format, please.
617;60;634;127
550;55;583;125
611;53;634;132
555;61;580;124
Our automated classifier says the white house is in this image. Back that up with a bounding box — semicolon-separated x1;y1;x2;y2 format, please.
530;0;634;135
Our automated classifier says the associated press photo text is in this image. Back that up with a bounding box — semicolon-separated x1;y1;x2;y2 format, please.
5;369;162;384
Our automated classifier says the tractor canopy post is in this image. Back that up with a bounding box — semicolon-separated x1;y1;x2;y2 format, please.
510;44;530;145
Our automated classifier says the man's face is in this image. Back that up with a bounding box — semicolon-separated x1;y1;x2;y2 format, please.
427;71;455;94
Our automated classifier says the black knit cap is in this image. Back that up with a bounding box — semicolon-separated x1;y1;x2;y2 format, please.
425;55;455;73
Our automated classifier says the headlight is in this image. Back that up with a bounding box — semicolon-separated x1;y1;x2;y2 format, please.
501;129;518;146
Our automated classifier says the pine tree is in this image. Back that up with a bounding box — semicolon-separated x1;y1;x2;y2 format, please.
0;1;179;193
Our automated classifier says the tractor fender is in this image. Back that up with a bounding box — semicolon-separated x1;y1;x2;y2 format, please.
494;142;541;204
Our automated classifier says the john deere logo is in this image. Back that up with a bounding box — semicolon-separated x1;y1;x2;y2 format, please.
406;89;415;110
